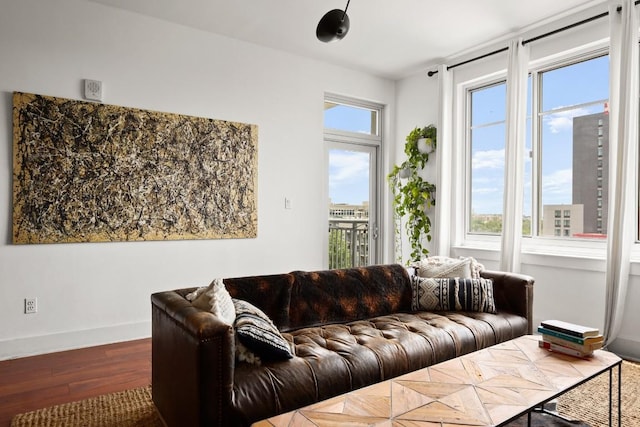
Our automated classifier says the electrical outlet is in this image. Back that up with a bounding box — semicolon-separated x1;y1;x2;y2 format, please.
24;298;37;314
83;79;102;101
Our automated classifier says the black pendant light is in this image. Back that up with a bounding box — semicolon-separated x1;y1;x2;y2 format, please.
316;0;351;43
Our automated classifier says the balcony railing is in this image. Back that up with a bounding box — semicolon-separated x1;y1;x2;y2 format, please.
328;219;369;269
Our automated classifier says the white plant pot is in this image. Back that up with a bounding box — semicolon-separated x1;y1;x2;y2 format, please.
417;138;434;154
399;167;411;179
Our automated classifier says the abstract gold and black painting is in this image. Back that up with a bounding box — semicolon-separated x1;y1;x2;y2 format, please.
12;92;257;244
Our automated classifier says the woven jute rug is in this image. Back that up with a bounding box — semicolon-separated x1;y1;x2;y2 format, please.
11;361;640;427
10;386;162;427
557;359;640;427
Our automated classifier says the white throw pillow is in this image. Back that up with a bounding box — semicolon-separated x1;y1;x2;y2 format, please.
463;256;485;279
185;286;207;301
190;278;236;325
414;256;472;279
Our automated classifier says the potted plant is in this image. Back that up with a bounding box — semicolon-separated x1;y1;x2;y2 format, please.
388;125;437;263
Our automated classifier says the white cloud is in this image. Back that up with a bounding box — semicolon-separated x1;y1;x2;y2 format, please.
472;149;504;169
329;151;369;187
544;107;590;134
473;187;500;195
542;168;572;200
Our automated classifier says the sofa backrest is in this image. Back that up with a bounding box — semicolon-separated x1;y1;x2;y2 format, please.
286;264;412;331
224;273;295;330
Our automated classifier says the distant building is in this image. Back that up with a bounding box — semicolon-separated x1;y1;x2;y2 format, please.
541;111;608;238
541;204;584;237
329;201;369;219
572;112;609;235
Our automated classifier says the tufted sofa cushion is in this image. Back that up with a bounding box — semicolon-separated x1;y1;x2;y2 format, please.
231;309;528;423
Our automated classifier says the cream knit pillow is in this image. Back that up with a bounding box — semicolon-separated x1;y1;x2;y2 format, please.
414;256;473;279
190;278;236;325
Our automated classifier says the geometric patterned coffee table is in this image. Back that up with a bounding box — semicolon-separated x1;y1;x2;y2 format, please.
253;335;622;426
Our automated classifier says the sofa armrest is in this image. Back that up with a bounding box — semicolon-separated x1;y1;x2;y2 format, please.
481;270;534;334
152;290;236;427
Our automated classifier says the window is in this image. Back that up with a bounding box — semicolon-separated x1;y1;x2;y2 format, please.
465;53;609;240
324;95;383;269
539;54;609;239
324;101;379;136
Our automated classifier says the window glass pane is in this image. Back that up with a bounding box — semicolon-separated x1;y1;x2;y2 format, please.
469;79;532;237
324;102;378;135
328;149;370;206
523;116;532;237
472;84;506;126
328;148;371;269
541;56;609;111
539;55;609;239
469;114;505;234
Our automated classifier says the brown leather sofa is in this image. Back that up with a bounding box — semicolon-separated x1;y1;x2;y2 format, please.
151;264;534;427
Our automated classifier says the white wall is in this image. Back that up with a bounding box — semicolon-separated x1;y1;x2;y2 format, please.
389;73;439;263
0;0;396;359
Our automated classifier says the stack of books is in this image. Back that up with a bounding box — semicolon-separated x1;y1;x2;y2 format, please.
537;319;604;358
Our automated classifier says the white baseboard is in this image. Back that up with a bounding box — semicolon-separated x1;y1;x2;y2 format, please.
607;336;640;362
0;321;151;361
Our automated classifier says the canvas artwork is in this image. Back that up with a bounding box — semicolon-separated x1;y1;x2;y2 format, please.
12;92;258;244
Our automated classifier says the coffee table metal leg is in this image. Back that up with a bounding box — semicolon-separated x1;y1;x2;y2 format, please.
609;362;622;427
617;362;621;427
610;365;613;427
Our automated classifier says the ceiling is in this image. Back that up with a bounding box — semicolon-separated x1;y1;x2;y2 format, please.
88;0;606;80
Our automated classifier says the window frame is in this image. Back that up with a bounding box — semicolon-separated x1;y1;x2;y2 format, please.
465;79;509;237
459;45;622;257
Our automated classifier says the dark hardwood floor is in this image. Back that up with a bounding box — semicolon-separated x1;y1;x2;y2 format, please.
0;338;151;427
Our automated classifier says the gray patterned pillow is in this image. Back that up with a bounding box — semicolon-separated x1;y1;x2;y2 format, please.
411;276;496;313
233;299;293;362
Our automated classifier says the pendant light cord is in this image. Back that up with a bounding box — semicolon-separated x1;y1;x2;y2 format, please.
342;0;351;21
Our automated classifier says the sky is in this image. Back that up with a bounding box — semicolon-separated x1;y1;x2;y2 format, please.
325;104;374;205
328;148;370;205
324;54;610;212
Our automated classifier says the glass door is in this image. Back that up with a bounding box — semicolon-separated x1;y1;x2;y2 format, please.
328;144;378;268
